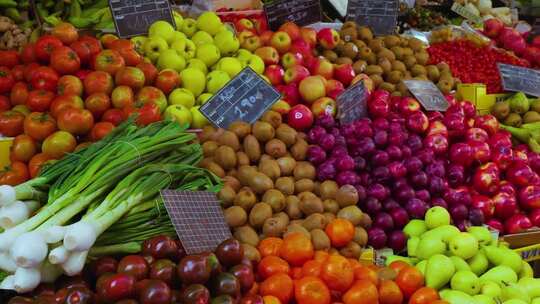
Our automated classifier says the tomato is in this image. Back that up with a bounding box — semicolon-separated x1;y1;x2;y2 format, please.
320;255;354;292
69;40;92;66
259;273;293;304
353;265;379;286
52;22;79;44
293;276;330;304
0;50;20;68
301;260;322;277
10;135;37;162
12;105;30;116
83;71;114;95
102;108;125;126
325;219;355;247
100;34;119;49
110;39;143;66
28;153;53;177
395;267;424;299
85;93;111;119
90;122;114;142
258;237;283;258
23;62;40;82
30;66;59;92
342;280;379;304
0;95;9;112
24;112;57;141
11;65;24;81
117;255;149;281
27;90;55;112
258;256;290;280
97;273;136;302
388;261;409;275
136;62;158;85
57;108;94;135
93;49;125;76
0;111;25;136
123;102;161;126
35;35;63;63
408;287;439;304
138;279;171;304
0;161;29;186
57;75;83;96
262;295;281;304
20;43;36;64
279;232;314;267
378;280;403;304
42;131;77;159
50;46;81;75
0;66;14;94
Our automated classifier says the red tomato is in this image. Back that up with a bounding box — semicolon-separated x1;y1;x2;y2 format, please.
10;135;37;162
30;66;59;92
24;112;57;141
90;122;115;141
0;66;14;94
23;62;40;82
69;40;92;65
0;95;9;112
50;46;81;75
78;35;102;57
51;22;79;45
57;108;94;135
57;75;83;96
102;108;124;126
42;131;77;159
0;50;20;68
123;102;161;126
20;43;36;64
85;93;111;119
0;111;25;136
34;35;63;63
27;90;55;112
50;94;84;118
93;49;125;76
83;71;114;95
28;153;53;177
11;65;25;81
136;62;158;86
0;161;29;186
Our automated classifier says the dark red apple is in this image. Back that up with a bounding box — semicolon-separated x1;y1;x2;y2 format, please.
473;162;500;195
474;114;499;135
423;133;448;155
287;104;313;130
470;141;492;164
276;83;300;106
334;63;355;86
493;192;518;220
518;185;540;210
471;194;495;220
398;97;421;116
486;218;504;232
460;101;476;117
406;111;429;134
505;213;533;234
528;209;540;227
491;146;514;171
489;131;513;149
465;128;489;142
449;143;473;167
507;163;535;187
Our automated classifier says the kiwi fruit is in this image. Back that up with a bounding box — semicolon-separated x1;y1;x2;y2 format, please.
342;21;357;30
323;199;340;214
340;26;358;42
237;165;257;186
415;51;429;65
365;65;383;75
302;213;327;231
236;151;250;166
275;124;297;147
249;202;273;228
294;178;314;193
290;140;308;160
262;189;286;212
403;55;417;69
264;139;287;158
378;48;396;61
408;38;424;51
402;47;413;57
504;113;523;127
293;162;316;180
260;111;282;129
275;177;295;195
224;206;247;227
202;141;219;157
411;64;427;77
437;62;450;72
335;185;359;207
242;243;260;262
286;195;303;219
387;71;403;84
319;180;338;200
299;196;324;215
378;82;395;92
365;53;377;65
323;212;336;224
310;229;331;250
353;60;367;74
360;213;372;228
249;173;274;194
370;74;384;87
218;185;236;207
390;46;404;60
440;70;453;80
234;225;260;246
384;35;400;48
260;154;273;163
437;79;453;94
354;227;368;246
228;121;251;139
426;65;440;82
322;49;338;62
206;162;225;178
234;188;257;210
223;176;241;192
259;159;281;180
353;39;367;49
391;60;406;73
368;38;385;53
252;121;275;142
200;125;217;142
397;81;409;96
358;46;373;60
218;131;240;151
214;145;237;170
378;57;392;74
276;156;296;176
357;26;373;41
335;57;353;65
243;135;261;163
523;111;540;123
340;242;362;259
284;224;311;239
337;206;364;226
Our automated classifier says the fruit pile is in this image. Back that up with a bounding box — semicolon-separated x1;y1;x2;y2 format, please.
492;92;540;127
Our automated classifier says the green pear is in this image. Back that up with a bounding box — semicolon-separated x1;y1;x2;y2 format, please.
503;300;529;304
481;281;501;298
519;261;534;279
449;232;479;259
468;251;489;276
425;206;451;229
403;219;427;238
500;282;530;303
480;266;518;286
467;226;493;246
532;297;540;304
483;246;523;273
384;255;414;266
508;92;530;114
422;225;460;243
415;260;427;276
451;270;480;295
439;289;476;304
451;256;471;271
417;235;446;260
518;277;540;298
426;254;455;290
473;294;497;304
407;237;420;257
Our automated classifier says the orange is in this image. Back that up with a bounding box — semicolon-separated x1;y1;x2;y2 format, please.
258;255;291;279
388;260;409;275
342;279;378;304
408;287;439;304
301;259;322;277
353;264;379;286
320;254;354;292
295;276;331;304
263;295;282;304
280;232;314;266
258;237;284;257
378;279;403;304
395;267;424;299
325;219;355;247
260;273;294;304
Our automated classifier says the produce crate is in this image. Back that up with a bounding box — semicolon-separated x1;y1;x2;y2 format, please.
456;83;510;114
0;137;13;168
502;229;540;262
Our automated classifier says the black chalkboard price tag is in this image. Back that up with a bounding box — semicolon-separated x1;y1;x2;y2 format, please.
498;63;540;97
264;0;322;31
0;289;17;302
337;80;368;124
346;0;398;36
109;0;175;38
404;80;449;112
200;67;281;129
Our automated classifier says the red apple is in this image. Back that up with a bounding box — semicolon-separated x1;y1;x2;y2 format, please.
423;133;448;155
276;83;300;106
238;31;256;45
493;192;518;220
474;114;499;135
290;39;313;60
406;111;429;134
259;31;273;46
505;213;533;234
333;63;355;86
311;97;336;118
309;57;334;79
449;143;473;167
278;22;301;41
518;185;540;210
499;180;516;196
155;69;180;95
486;218;504;232
465;127;489;142
528;209;540;227
317;28;340;49
235;19;256;33
471;194;495;220
270;31;292;54
489;131;513;149
470;141;491;164
283;65;310;84
287;104;313;130
281;52;303;69
264;65;285;86
254;46;279;65
325;79;345;99
398;97;421;116
507;163;535;187
300;27;317;47
484;18;504;38
271;99;291;115
427;120;448;137
473;162;500;195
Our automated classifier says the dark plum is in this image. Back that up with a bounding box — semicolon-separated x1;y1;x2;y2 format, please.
415;189;431;202
336;155;355;172
469;208;485;226
354;120;373;137
406;134;423;151
387;230;407;252
354;156;367;170
317;161;336;181
316;114;335;129
307;146;327;165
406;198;428;219
394;185;415;203
354;184;367;202
402;146;412;158
373;212;394;232
336;170;360;186
373;166;390;182
388;133;405;146
455;219;472;232
388;161;407;179
429;176;447;195
410;171;428;189
383;198;400;211
450;203;468;221
373;130;388;147
359;172;371;186
386;145;403;160
319;134;336;151
417;149;435;165
364;197;382;215
431;197;448;209
404;157;423;173
307;126;326;144
393;177;409;190
373;117;390;130
367;227;387;249
371;151;390;166
355;137;376;156
389;207;409;228
331;146;349;158
367;183;389;201
426;161;446;177
447;164;465;187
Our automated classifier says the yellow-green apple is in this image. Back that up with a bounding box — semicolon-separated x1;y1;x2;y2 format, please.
259;31;274;46
143;37;168;62
290;39;313;60
173;11;184;29
196;11;223;36
238;31;255;45
317;28;340;49
115;67;146;90
351;73;374;92
276;83;300;106
216;57;242;78
214;30;240;56
246;55;265;74
271;99;291;115
181;18;197;37
171;39;196;60
130;36;147;53
264;65;285;85
325;79;345;99
155;69;180;95
281;52;304;69
157;49;186;72
111;85;134;108
236;49;252;61
283;65;310;84
299;76;326;103
235;18;255;33
197;93;213;105
334;63;356;86
206;70;231;94
173;31;186;42
148;21;175;44
136;86;167;112
191;31;214;46
242;35;262;52
190;105;209;128
196;43;221;67
309;57;334;79
270;31;292;54
300;27;317;47
278;22;301;41
255;46;279;65
287;104;313;130
187;58;208;75
169;88;195;108
164;104;192;125
180;68;206;97
311;97;337;117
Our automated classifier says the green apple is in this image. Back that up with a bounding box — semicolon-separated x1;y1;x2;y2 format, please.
168;88;195;108
173;31;187;42
197;93;213;105
130;36;147;53
236;49;252;65
187;58;208;75
157;49;186;72
426;254;455;289
196;43;221;67
173;11;184;29
403;219;427;238
206;70;231;94
192;31;214;46
181;18;197;37
180;68;206;97
190;106;209;128
196;11;222;36
449;232;479;260
171;38;186;54
481;281;501;298
216;57;242;78
467;226;492;246
143;36;169;62
417;235;446;260
246;55;264;74
473;294;496;304
164;104;192;125
214;30;240;56
451;270;480;295
425;206;451;229
149;21;175;45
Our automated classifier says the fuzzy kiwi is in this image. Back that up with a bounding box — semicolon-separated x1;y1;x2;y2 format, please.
354;227;368;246
260;111;282;129
335;185;359;208
335;57;353;65
337;206;364;226
342;42;359;59
200;125;217;142
242;243;260;262
353;60;367;74
365;65;383;75
218;131;240;151
275;124;297;147
243;135;261;163
223;176;241;192
234;226;260;246
262;189;286;212
228;121;251;139
258;159;281;180
284;224;311;239
357;26;373;41
249;202;273;228
295;179;314;193
252;121;275;142
299;196;324;215
297;191;317;201
276;156;296;176
426;65;440;82
411;64;427;77
202;141;219;157
262;216;288;237
353;39;367;49
360;213;372;228
377;48;396;61
249;173;274;194
415;51;429;65
234;188;257;211
358;46;373;60
265;139;287;158
224;206;247;227
293;161;316;180
214;145;237;170
387;70;403;84
206;162;225;178
275;177;295;195
322;50;338;62
236;151;250;166
290;140;308;160
323;199;340;214
371;74;384;87
379;82;395;92
286;195;303;219
391;60;406;73
302;213;327;231
323;212;336;224
218;185;236;207
340;242;362;258
310;229;331;250
236;165;257;186
340;26;358;42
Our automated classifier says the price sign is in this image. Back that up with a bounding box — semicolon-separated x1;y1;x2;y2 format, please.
451;2;484;25
264;0;322;31
336;80;368;124
498;63;540;97
404;80;449;112
109;0;175;38
0;289;16;302
200;67;281;129
346;0;398;36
